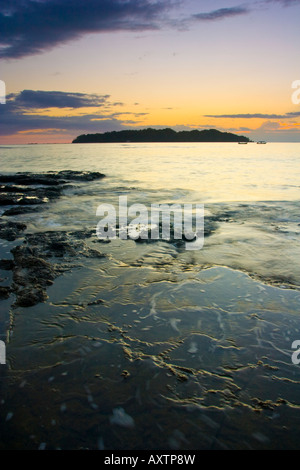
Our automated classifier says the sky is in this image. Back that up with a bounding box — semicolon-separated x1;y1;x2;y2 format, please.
0;0;300;144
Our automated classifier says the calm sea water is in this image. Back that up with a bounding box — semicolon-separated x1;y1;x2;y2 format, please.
1;142;300;202
1;142;300;450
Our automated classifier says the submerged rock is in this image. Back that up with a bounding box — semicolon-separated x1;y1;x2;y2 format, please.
9;244;62;307
0;286;11;299
0;220;27;241
12;282;51;308
14;286;48;307
0;170;105;216
0;170;105;186
12;246;58;287
25;231;106;260
0;194;22;206
3;206;43;216
0;170;107;307
1;229;106;308
0;259;14;270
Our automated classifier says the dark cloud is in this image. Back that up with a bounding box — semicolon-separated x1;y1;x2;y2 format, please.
191;6;249;21
205;112;300;119
0;89;137;136
264;0;300;5
7;90;111;108
1;0;299;59
0;1;257;60
0;113;127;137
0;0;172;59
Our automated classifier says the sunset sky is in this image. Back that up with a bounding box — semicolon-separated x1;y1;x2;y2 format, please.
1;0;300;143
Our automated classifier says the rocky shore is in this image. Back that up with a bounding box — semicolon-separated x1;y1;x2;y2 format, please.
0;169;218;309
0;170;105;217
0;170;106;307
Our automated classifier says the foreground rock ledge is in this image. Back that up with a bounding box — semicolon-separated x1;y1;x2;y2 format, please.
0;170;107;307
0;170;106;218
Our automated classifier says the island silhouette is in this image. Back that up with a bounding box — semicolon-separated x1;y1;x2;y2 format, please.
72;128;250;143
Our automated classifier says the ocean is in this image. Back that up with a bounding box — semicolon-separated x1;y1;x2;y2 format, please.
0;142;300;450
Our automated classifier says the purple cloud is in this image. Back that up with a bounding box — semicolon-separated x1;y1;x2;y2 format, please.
192;6;249;21
0;89;135;136
0;0;171;59
7;90;111;108
205;112;300;119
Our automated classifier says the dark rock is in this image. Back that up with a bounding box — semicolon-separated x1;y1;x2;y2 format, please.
14;286;48;307
0;286;11;299
39;187;64;199
46;240;74;257
87;299;104;306
3;206;43;216
0;184;32;193
8;242;63;307
0;171;105;217
0;259;14;270
0;183;64;215
132;218;217;248
25;231;106;260
7;229;106;307
83;247;106;258
0;193;47;206
0;174;58;185
53;170;105;181
17;196;48;205
0;170;107;307
0;194;22;205
121;370;130;378
0;221;27;241
71;229;95;239
0;170;105;186
11;245;58;288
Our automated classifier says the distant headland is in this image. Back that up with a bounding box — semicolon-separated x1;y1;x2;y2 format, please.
72;128;250;143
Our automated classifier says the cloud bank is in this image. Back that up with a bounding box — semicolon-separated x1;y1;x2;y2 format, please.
191;6;249;22
0;0;172;59
0;0;280;60
205;112;300;119
1;0;300;59
0;89;144;137
1;88;299;141
7;90;111;109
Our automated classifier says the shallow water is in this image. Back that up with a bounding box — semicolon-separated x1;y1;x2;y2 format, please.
1;142;300;450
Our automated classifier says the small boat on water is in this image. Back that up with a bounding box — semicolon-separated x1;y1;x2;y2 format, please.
238;142;248;144
257;141;266;144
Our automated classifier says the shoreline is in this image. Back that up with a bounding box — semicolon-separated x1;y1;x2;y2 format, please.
1;170;300;450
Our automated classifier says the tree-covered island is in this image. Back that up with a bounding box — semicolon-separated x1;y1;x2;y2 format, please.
72;128;250;143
